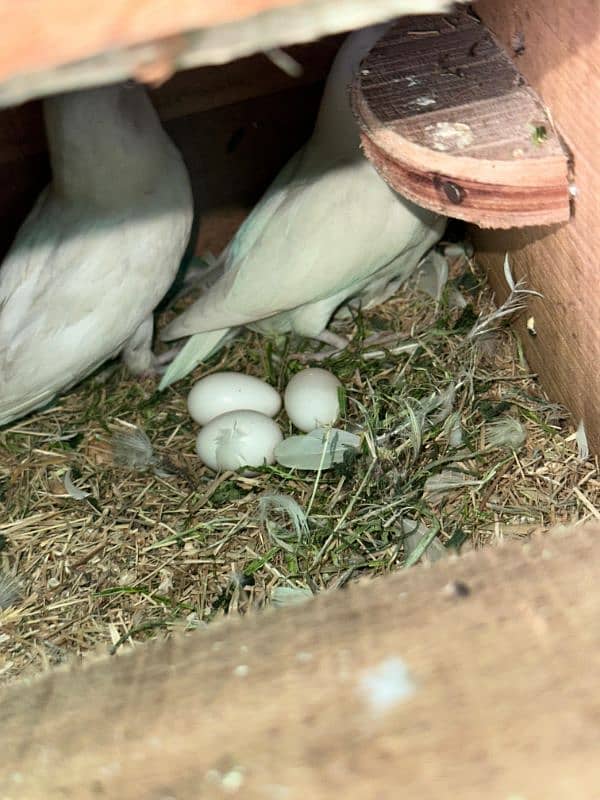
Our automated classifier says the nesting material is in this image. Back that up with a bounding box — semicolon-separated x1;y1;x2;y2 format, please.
0;247;598;685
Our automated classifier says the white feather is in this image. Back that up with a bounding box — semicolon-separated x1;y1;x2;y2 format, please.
0;82;193;425
160;25;446;386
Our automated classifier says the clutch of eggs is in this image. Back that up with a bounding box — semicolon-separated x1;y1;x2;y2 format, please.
188;368;342;472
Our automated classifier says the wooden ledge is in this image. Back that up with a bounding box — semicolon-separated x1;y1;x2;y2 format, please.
352;10;571;228
0;0;466;108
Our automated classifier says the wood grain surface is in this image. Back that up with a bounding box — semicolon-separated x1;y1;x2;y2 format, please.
352;10;570;227
0;1;465;108
2;522;600;799
471;1;600;454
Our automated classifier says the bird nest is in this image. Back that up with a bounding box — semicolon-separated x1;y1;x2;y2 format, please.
0;245;598;685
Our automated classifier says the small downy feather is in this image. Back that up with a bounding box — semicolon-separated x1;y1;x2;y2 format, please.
399;518;446;567
503;251;517;292
110;422;156;469
271;586;313;608
0;571;21;610
485;416;526;451
63;469;90;500
423;469;483;504
258;493;310;552
215;423;248;472
444;411;464;448
411;250;449;301
576;419;589;461
468;253;542;340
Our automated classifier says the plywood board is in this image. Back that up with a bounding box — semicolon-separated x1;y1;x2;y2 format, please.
352;10;570;227
2;523;600;798
470;1;600;454
0;0;465;108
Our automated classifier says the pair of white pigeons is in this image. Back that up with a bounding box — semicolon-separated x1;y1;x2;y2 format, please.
0;21;447;426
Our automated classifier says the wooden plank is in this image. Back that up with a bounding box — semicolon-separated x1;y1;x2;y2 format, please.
0;101;49;260
470;1;600;455
2;523;600;798
0;0;465;108
0;0;313;77
352;11;570;227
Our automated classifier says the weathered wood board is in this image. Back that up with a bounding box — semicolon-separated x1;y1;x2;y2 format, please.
2;523;600;798
352;10;571;227
0;0;466;108
470;1;600;455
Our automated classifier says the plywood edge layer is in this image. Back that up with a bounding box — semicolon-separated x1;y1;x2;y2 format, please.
360;133;570;228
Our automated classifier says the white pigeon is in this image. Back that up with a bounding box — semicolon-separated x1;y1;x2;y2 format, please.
0;81;193;425
159;23;446;389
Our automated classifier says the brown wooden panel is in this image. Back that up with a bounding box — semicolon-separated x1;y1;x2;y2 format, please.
164;83;325;253
0;1;465;108
470;1;600;454
0;0;304;79
150;35;342;120
0;101;49;258
352;10;570;228
2;523;600;798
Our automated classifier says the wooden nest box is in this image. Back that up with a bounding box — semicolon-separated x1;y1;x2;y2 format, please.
0;2;599;793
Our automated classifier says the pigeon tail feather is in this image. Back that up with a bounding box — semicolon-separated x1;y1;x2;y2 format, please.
158;328;234;390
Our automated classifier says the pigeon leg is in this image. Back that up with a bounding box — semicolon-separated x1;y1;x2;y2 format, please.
289;329;350;363
122;318;185;376
359;275;406;310
122;316;159;377
154;346;184;366
316;329;349;350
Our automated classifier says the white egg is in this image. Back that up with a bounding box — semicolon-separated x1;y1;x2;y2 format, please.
187;371;281;425
195;410;283;472
284;368;342;432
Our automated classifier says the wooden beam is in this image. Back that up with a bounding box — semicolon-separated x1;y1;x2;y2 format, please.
471;2;600;454
0;1;465;108
2;523;600;798
0;0;318;79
